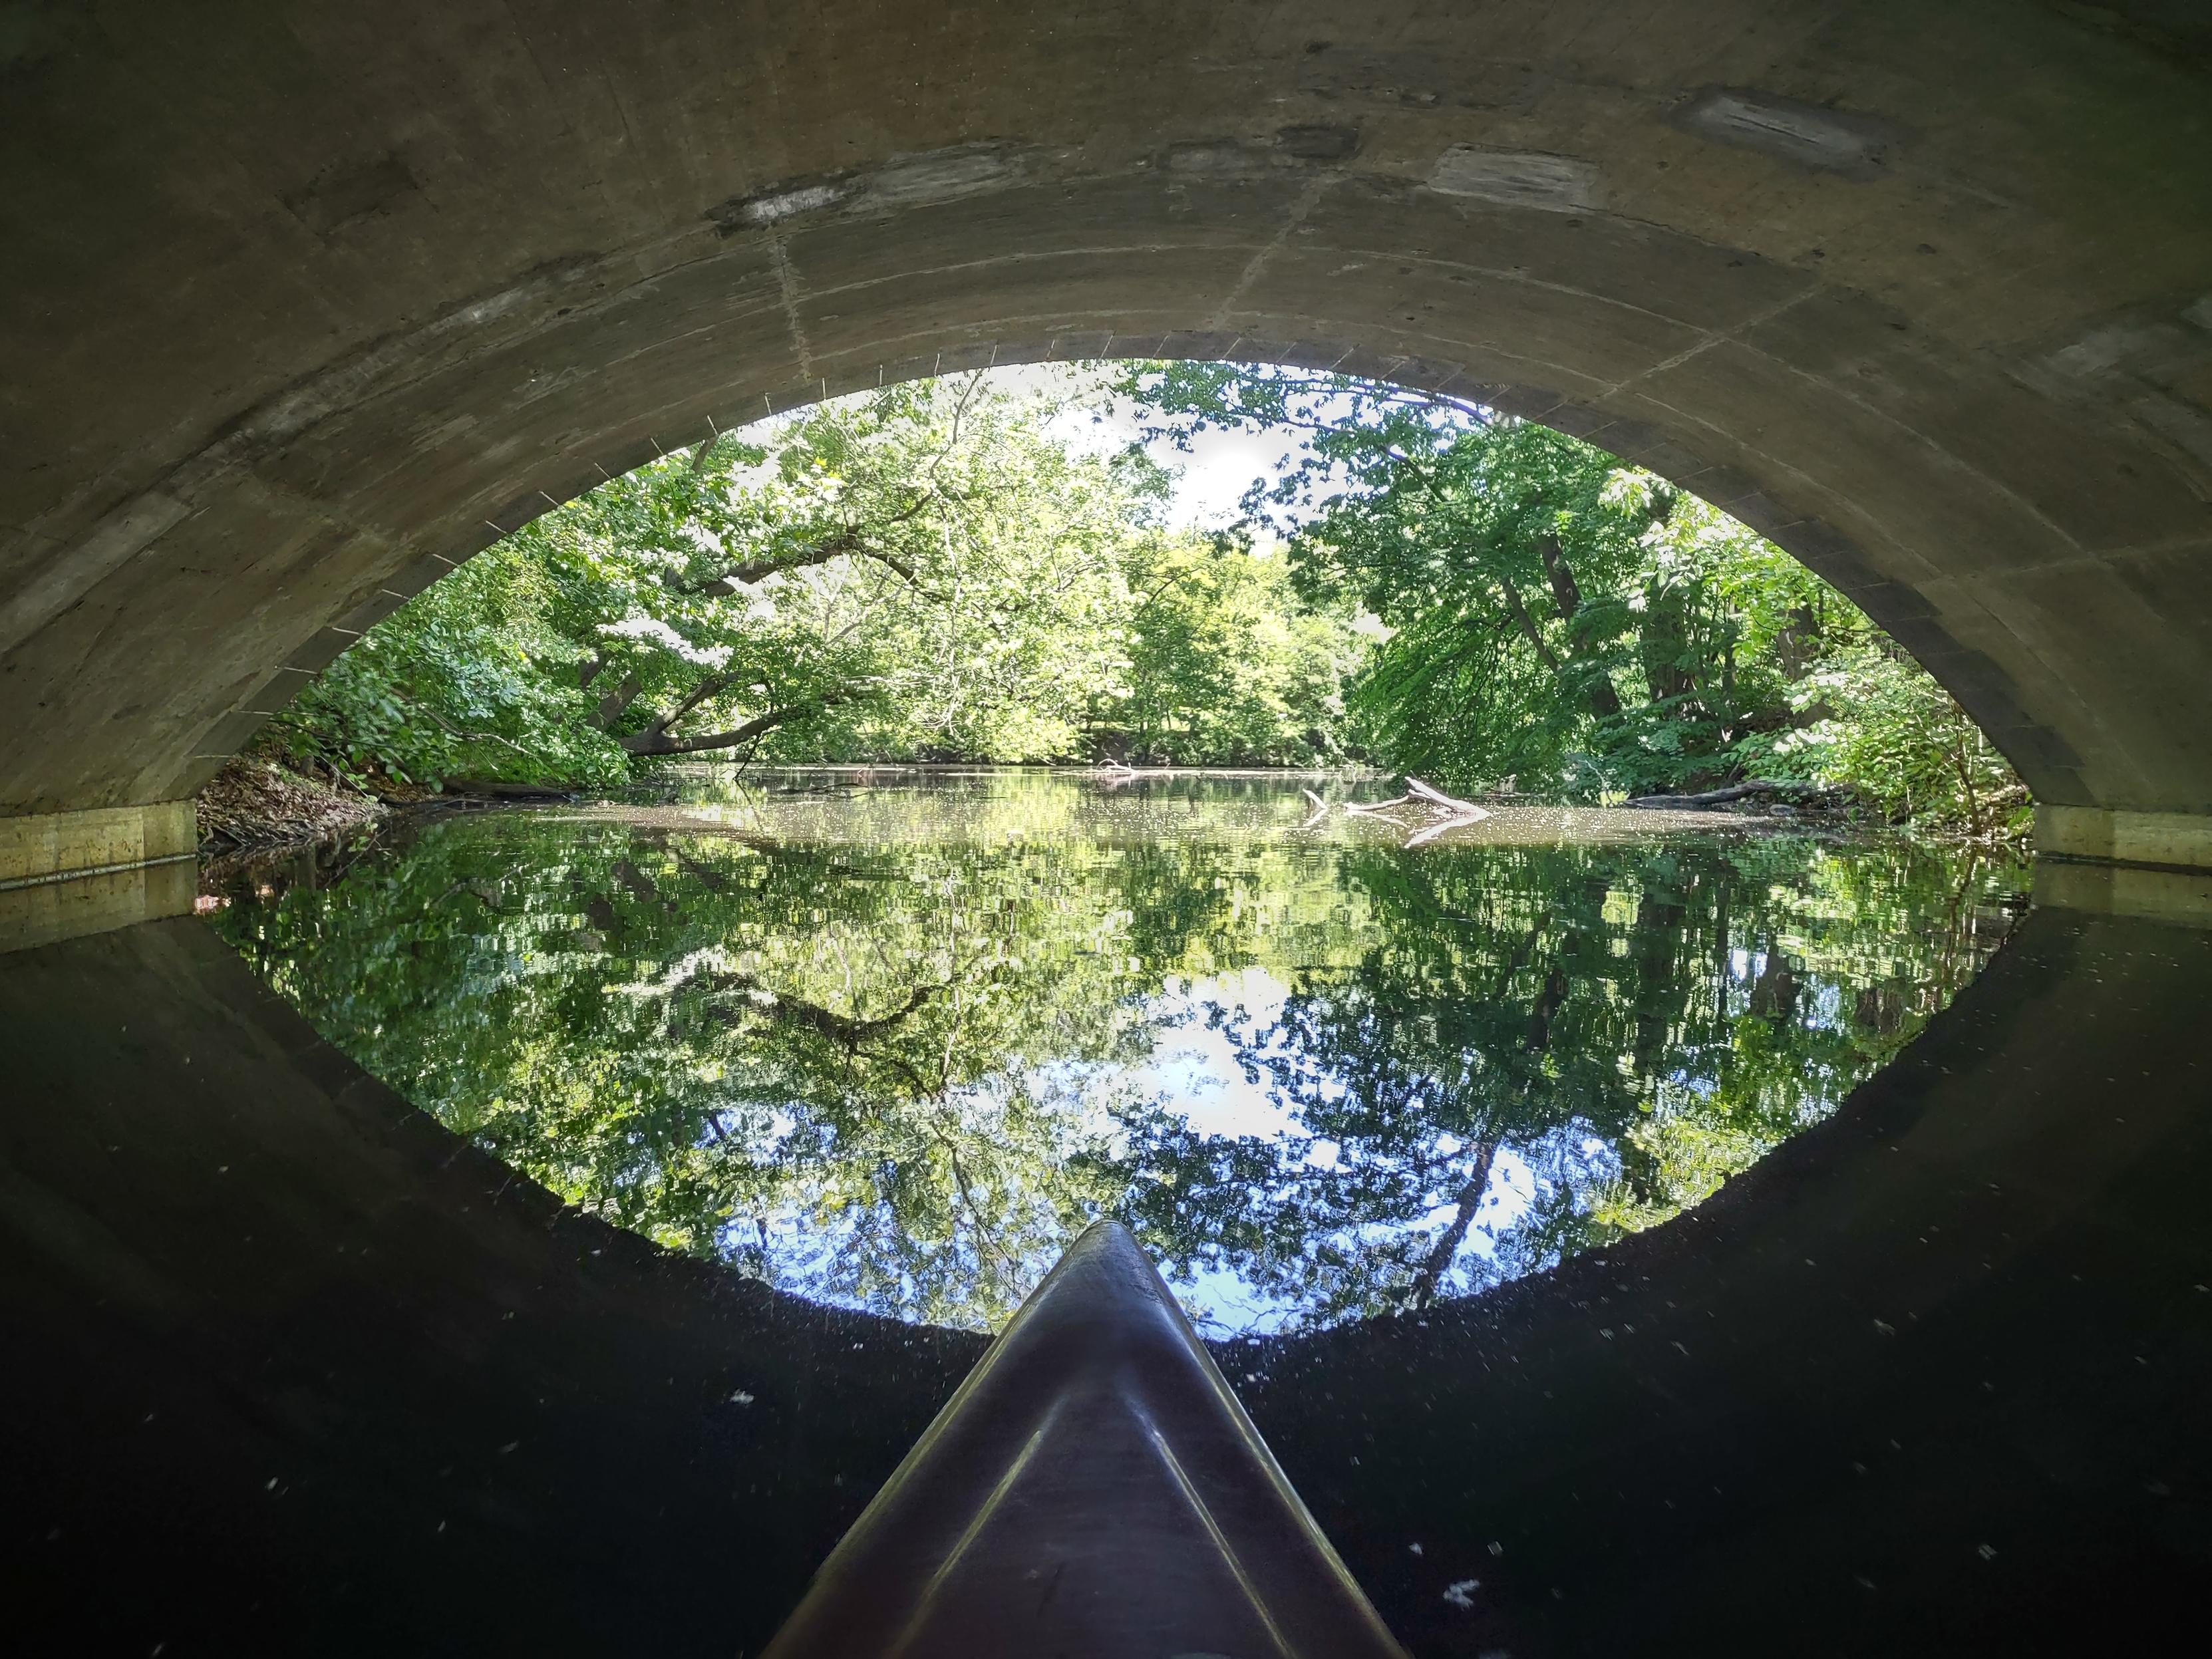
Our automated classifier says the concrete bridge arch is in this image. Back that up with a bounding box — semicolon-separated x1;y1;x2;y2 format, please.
5;0;2211;879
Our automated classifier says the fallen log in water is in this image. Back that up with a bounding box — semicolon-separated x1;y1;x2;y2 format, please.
1343;793;1412;816
1627;778;1817;810
1405;777;1491;821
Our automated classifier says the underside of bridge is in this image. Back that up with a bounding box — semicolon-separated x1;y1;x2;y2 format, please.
6;9;2212;1655
3;0;2211;881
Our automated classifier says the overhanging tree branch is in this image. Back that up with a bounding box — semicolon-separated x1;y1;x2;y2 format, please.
1497;576;1563;671
619;689;856;756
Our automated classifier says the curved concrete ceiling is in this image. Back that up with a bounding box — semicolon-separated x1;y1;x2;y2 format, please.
3;1;2209;853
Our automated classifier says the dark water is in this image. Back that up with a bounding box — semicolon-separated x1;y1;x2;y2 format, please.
204;769;2025;1334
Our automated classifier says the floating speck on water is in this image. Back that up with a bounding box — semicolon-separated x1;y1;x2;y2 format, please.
1977;1543;1997;1561
1488;1540;1505;1556
730;1390;755;1406
1409;1541;1423;1555
1442;1579;1480;1608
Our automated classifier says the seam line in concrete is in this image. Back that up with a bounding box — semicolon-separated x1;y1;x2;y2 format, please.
0;852;196;893
1598;287;1819;401
768;231;820;380
1207;175;1335;335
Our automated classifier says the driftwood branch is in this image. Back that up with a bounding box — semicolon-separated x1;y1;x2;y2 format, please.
1344;776;1492;847
1406;777;1490;819
1343;793;1411;816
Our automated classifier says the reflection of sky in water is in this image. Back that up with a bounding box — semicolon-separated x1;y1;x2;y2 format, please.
1131;969;1545;1333
748;964;1554;1336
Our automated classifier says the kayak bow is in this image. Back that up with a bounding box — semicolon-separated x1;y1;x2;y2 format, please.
763;1219;1408;1658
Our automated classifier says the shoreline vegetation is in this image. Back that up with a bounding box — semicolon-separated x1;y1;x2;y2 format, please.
204;363;2030;852
196;752;1917;857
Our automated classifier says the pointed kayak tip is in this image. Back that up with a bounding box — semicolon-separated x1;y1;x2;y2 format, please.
764;1219;1408;1658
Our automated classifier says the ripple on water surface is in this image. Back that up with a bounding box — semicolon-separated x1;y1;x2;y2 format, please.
204;768;2026;1334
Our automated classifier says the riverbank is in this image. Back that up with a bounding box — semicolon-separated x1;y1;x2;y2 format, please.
195;750;593;853
195;753;385;849
194;750;2018;857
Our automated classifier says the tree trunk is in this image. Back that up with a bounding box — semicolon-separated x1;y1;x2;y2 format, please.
1538;534;1582;621
681;528;864;595
1748;939;1799;1025
1405;1140;1500;1310
629;672;732;749
1526;965;1569;1054
1535;535;1624;719
1627;778;1817;809
621;690;852;756
677;503;936;596
589;674;643;730
1497;577;1563;671
1639;584;1698;705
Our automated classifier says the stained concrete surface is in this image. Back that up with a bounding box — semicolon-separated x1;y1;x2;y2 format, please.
2;1;2211;838
3;901;2207;1656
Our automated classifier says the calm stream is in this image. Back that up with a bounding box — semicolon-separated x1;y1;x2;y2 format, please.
204;769;2025;1334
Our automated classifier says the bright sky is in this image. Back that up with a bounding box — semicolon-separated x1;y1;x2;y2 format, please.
995;362;1321;529
731;361;1337;531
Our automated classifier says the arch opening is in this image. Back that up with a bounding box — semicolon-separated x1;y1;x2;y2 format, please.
7;1;2212;887
218;357;2034;836
188;359;2034;1335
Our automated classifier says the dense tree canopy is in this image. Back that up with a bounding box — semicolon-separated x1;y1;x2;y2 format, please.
272;374;1358;788
263;361;2028;837
1096;531;1356;764
1116;363;2028;833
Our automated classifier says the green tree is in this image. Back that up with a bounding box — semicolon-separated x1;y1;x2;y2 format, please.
271;375;1166;785
1093;530;1357;764
1115;361;2028;831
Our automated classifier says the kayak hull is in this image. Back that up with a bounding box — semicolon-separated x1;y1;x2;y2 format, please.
762;1220;1407;1658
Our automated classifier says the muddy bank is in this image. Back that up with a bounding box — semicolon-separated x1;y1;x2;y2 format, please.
194;753;385;849
193;750;594;854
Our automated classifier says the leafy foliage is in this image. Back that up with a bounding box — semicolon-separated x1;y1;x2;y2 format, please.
273;361;2029;838
1116;362;2030;834
1097;531;1358;764
271;374;1359;785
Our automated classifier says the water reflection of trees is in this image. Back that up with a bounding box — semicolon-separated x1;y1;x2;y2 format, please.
208;799;2018;1332
1110;844;2011;1322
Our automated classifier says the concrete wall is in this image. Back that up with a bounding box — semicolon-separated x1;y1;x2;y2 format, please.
3;1;2209;864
